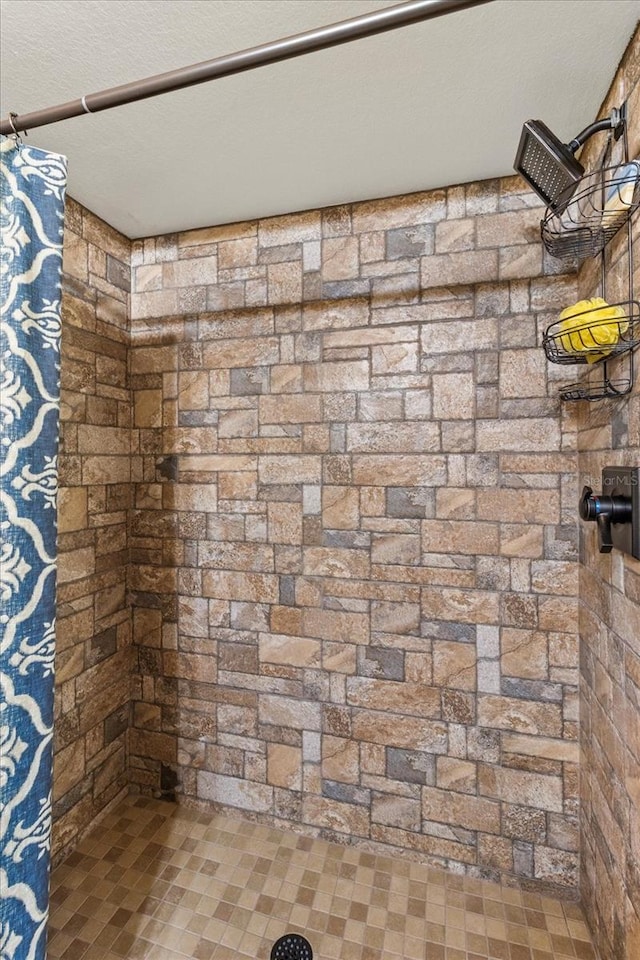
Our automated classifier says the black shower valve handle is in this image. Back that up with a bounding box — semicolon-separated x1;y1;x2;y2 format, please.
579;485;596;521
597;513;613;554
579;485;612;553
579;484;632;554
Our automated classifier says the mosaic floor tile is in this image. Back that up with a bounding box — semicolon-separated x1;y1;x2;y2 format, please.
48;797;595;960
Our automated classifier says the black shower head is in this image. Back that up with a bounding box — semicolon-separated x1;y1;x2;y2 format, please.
514;120;585;210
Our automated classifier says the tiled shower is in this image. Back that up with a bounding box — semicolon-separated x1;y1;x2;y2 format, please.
51;23;639;960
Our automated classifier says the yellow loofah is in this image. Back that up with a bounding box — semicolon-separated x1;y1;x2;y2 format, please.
558;298;628;363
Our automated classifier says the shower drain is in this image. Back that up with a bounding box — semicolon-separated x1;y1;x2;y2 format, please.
270;933;314;959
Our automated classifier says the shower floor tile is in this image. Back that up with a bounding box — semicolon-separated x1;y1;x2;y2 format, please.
48;796;595;960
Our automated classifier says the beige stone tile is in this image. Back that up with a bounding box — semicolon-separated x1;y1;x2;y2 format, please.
371;341;419;375
435;218;475;253
259;454;321;484
352;192;445;233
352;454;447;486
476;418;561;452
322;237;360;281
267;744;302;790
216;470;256;501
302;299;370;333
259;210;321;246
202;337;280;369
260;632;320;668
476;208;542;248
130;289;179;319
266;501;302;543
420;316;498;355
432;372;475;420
478;694;562;737
304;360;370;393
202;570;279;603
58;486;88;533
217;238;257;269
134;263;163;292
134;388;162;427
422;586;499;625
303;546;370;579
260;393;322;424
499;243;542;280
58;545;95;583
421;249;498;288
322;736;360;783
271;363;303;393
433;640;477;690
348;422;440;453
500;628;549;680
322;485;360;529
268;262;303;303
500;523;544;558
164;256;218;287
422;519;499;555
63;231;89;281
480;765;563;812
177;371;210;410
500;349;548;398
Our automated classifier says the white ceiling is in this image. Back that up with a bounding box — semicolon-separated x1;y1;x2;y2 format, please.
1;0;638;238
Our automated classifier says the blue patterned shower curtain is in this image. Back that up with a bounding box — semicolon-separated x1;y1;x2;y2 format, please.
1;137;67;960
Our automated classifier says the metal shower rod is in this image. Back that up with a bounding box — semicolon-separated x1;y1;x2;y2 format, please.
1;0;492;136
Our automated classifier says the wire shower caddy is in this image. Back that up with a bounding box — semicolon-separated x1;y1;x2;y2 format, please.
541;107;639;402
541;162;640;262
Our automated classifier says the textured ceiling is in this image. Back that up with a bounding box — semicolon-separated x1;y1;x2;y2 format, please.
1;0;638;238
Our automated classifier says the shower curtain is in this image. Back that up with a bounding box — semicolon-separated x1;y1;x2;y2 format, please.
1;137;67;960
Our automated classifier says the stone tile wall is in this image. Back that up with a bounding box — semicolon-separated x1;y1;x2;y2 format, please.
49;20;639;924
54;199;132;861
128;174;583;893
576;26;640;960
